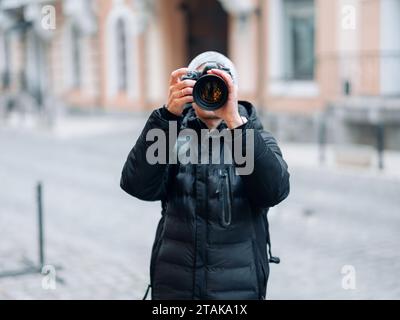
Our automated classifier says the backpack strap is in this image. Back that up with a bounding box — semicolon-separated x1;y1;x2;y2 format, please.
264;210;280;264
142;284;151;300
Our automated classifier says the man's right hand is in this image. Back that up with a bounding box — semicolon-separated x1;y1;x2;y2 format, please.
166;68;195;116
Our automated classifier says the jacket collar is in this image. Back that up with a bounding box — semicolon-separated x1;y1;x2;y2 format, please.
181;100;257;130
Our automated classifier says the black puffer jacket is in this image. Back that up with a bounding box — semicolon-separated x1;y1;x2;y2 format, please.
121;101;290;300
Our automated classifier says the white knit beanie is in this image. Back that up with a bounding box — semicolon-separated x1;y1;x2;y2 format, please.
187;51;238;85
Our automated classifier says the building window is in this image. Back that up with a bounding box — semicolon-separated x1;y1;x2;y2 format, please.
116;18;128;92
71;24;82;88
283;0;315;80
106;4;139;99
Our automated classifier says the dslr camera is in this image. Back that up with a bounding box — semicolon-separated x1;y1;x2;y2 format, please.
182;62;233;111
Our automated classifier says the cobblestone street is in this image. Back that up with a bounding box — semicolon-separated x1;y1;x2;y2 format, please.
1;115;399;300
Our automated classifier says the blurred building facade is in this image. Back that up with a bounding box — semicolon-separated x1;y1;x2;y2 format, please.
1;0;400;147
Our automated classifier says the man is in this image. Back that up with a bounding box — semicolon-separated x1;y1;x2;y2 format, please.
120;52;290;300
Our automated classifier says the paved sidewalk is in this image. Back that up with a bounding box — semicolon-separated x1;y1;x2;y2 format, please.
0;114;399;299
283;142;400;180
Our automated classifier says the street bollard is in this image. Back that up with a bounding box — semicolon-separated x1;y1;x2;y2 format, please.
0;181;48;278
376;122;385;171
37;182;45;269
318;112;327;165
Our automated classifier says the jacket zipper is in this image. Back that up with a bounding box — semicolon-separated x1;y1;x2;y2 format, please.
219;169;232;227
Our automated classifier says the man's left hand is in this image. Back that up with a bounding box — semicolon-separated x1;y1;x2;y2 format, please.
207;69;246;129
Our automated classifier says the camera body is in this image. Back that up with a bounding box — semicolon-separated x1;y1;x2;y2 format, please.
182;63;232;111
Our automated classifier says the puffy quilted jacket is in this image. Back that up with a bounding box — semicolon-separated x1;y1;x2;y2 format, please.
121;101;290;300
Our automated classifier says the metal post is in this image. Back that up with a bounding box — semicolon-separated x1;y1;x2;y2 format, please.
377;122;385;170
318;112;327;165
37;182;45;269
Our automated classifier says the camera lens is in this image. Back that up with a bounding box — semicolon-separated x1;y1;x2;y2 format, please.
193;75;228;111
200;80;223;103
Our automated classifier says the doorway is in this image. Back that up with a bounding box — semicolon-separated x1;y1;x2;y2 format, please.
181;0;228;63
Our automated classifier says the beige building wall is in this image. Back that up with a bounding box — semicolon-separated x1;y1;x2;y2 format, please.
262;0;395;114
359;0;381;96
143;0;188;109
229;1;259;102
1;0;398;113
98;0;142;110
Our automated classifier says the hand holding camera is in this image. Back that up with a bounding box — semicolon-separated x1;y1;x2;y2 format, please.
206;68;244;129
167;64;243;128
166;68;196;116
